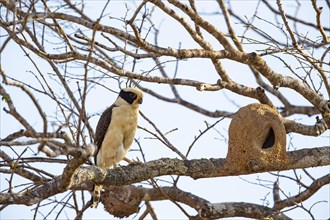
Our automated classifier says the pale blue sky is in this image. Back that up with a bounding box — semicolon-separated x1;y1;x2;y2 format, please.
0;1;329;219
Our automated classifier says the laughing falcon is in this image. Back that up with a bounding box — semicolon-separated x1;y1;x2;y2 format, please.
91;87;143;208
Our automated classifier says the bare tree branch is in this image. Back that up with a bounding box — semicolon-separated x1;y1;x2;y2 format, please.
274;174;330;210
0;0;329;218
1;146;329;206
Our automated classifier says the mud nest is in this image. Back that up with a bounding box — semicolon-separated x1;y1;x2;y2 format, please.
101;186;143;218
227;103;286;171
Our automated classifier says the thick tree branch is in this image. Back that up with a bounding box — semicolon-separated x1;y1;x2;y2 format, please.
100;185;291;219
1;146;329;206
284;118;328;136
200;202;291;220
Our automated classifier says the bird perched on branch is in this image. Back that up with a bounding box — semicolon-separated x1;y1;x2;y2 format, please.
91;87;143;208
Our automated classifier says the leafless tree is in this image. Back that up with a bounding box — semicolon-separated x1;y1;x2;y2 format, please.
0;0;329;219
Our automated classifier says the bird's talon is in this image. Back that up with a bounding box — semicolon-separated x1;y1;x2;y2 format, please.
129;160;142;165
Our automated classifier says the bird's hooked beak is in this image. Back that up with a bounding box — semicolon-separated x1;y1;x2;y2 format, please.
138;98;143;104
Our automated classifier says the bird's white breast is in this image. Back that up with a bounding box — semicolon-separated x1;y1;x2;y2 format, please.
96;105;139;168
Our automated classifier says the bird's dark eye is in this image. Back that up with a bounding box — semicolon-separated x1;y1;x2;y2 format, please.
129;92;137;99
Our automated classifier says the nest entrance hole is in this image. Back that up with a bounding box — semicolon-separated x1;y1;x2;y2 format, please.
262;127;275;149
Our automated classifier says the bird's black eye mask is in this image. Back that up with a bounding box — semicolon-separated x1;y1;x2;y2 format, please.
119;90;137;104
